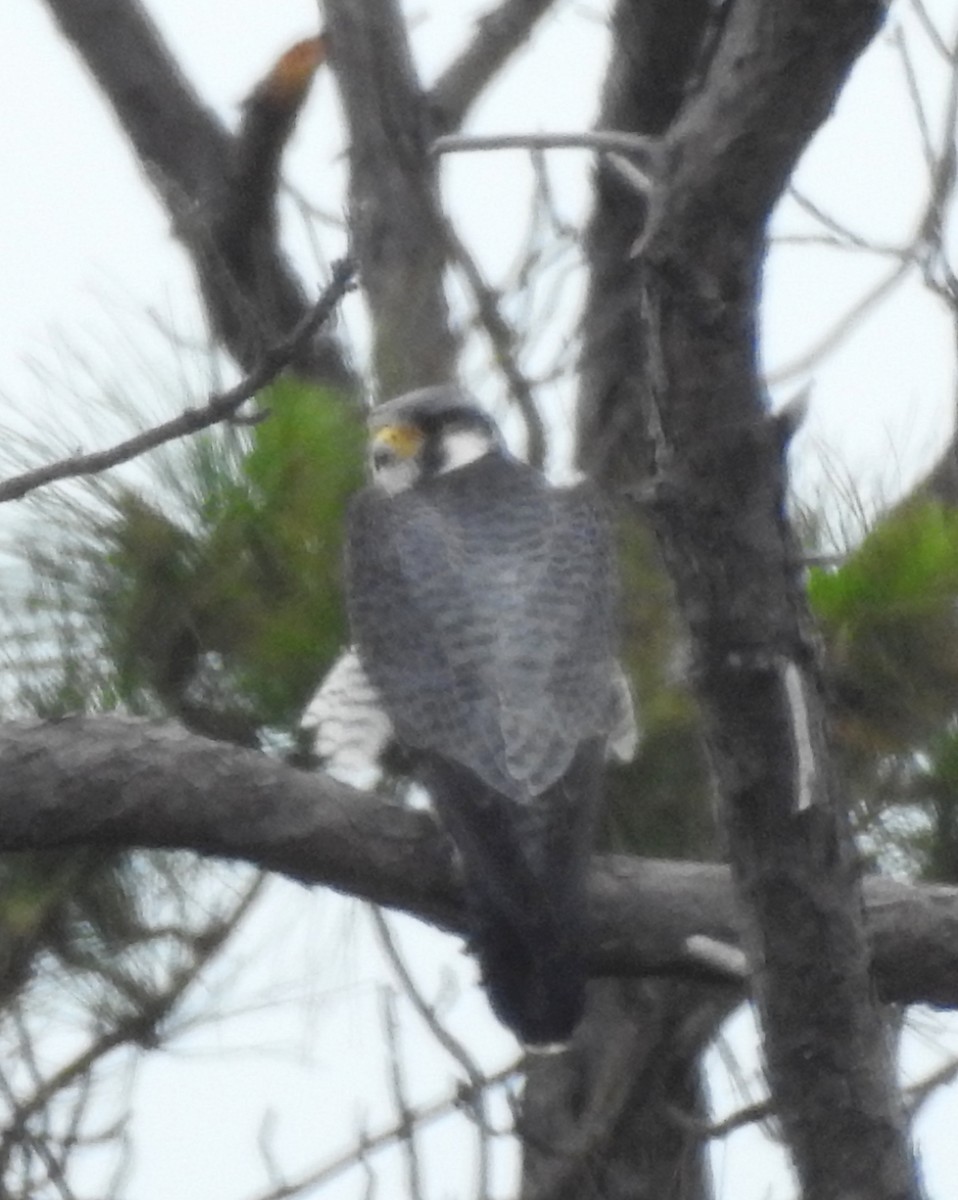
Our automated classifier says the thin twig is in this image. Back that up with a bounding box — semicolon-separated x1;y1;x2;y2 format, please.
528;147;574;240
257;1109;285;1192
890;23;936;172
432;131;658;159
773;233;906;255
443;220;547;468
0;258;356;505
909;0;951;59
0;875;265;1179
0;1070;78;1200
370;906;494;1198
430;0;558;131
381;987;425;1200
369;909;487;1094
242;1066;518;1200
604;151;655;197
665;1096;774;1143
787;188;907;256
668;1050;958;1145
905;1055;958;1118
764;256;915;384
916;19;958;298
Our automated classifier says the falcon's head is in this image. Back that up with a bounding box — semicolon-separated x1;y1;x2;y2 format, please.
367;386;503;495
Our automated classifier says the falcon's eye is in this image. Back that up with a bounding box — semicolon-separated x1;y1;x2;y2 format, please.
372;445;394;471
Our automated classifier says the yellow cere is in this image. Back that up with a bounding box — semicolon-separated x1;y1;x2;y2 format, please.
371;423;425;459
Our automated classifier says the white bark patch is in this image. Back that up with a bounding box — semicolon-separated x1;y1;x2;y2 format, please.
684;935;748;980
606;665;640;763
782;658;816;811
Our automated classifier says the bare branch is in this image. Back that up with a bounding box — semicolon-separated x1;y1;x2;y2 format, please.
595;0;920;1193
381;987;425;1200
787;187;908;254
430;0;558;131
909;0;952;59
0;875;263;1182
905;1055;958;1118
40;0;352;386
243;1066;517;1200
891;21;937;172
370;909;488;1093
370;908;493;1197
1;717;958;1011
433;131;658;158
227;38;329;246
606;152;656;201
444;221;547;468
671;1047;958;1142
666;1096;774;1144
0;259;355;506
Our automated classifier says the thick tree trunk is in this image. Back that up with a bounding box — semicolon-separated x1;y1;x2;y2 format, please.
521;980;733;1200
570;1;923;1197
537;6;726;1197
324;0;458;395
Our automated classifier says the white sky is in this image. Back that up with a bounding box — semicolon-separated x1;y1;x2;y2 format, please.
2;1;958;1198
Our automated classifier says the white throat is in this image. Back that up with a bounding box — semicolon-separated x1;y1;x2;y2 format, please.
373;456;420;496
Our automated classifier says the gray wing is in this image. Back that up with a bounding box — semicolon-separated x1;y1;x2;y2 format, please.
345;455;621;800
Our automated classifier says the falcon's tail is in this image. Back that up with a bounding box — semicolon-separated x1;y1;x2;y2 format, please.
420;744;602;1048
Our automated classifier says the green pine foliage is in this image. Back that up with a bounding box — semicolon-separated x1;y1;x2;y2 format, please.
602;517;715;859
807;500;958;880
85;379;363;737
909;728;958;882
605;498;958;875
808;501;958;754
1;378;363;1004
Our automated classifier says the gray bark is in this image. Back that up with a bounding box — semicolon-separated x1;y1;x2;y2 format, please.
609;0;918;1195
430;0;559;133
521;981;731;1200
0;716;957;1015
323;0;457;394
26;2;938;1194
40;0;353;385
544;6;722;1197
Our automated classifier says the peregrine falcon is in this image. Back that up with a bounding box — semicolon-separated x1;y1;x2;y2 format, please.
314;385;635;1047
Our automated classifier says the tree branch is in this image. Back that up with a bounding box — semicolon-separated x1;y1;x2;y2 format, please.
645;0;887;251
430;0;559;132
39;0;353;386
576;0;715;486
1;716;957;1011
0;259;355;505
442;218;547;469
0;873;262;1180
432;131;658;159
242;1065;516;1200
624;1;919;1195
324;0;457;394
